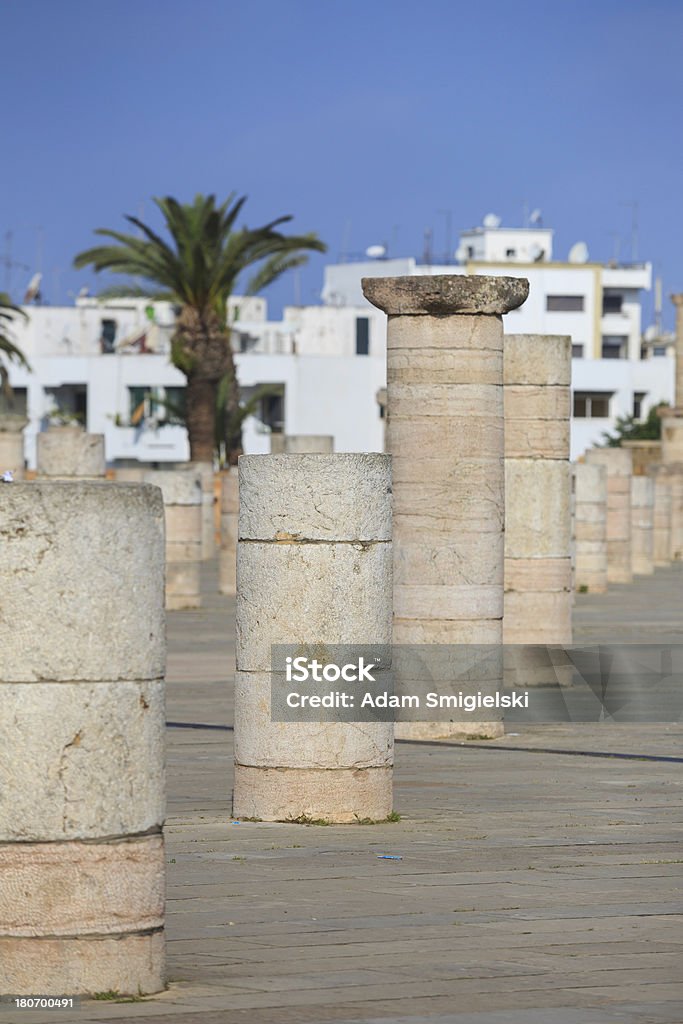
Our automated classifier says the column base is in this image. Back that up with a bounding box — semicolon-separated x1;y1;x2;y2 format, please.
0;930;165;996
233;764;393;823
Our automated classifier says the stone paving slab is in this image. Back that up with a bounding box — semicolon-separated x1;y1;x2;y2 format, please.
4;561;682;1024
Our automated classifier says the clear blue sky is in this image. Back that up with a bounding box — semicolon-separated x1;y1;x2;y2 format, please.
2;0;682;325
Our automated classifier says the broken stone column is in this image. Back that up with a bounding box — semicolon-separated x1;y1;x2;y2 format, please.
234;453;393;822
145;467;202;610
283;435;334;454
0;418;26;479
503;334;572;654
191;461;216;560
363;274;529;740
660;295;683;462
574;462;608;593
0;482;165;996
585;447;633;584
664;468;683;561
36;426;106;478
218;469;238;596
631;475;655;575
650;467;673;566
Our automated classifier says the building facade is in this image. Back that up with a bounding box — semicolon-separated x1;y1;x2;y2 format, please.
1;219;674;467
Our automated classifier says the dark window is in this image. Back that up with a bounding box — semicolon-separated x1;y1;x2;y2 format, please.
505;248;516;258
653;346;667;356
601;335;627;359
571;344;584;358
633;392;646;419
100;319;117;353
261;391;284;431
356;317;369;355
573;391;612;418
602;293;623;314
466;245;475;258
546;295;585;312
0;386;27;417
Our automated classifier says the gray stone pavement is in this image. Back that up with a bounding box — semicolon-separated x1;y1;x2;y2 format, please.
5;564;682;1024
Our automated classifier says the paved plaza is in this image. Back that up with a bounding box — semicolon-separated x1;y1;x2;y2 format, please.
6;563;682;1024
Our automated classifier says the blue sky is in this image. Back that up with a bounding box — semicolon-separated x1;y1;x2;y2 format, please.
2;0;682;325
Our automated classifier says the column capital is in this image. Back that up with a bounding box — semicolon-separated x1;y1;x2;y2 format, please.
362;274;529;316
670;293;683;307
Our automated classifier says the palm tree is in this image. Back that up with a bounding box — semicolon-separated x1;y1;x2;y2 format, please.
74;194;326;462
0;294;30;408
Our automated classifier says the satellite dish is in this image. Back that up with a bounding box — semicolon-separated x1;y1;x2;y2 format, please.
529;208;542;225
568;241;589;263
454;246;467;263
483;213;501;229
365;245;386;259
24;272;42;304
529;244;543;262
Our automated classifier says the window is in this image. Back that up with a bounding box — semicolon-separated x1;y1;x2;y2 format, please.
601;335;627;359
128;386;185;426
546;295;585;312
571;344;584;358
0;386;27;417
602;293;623;315
356;317;369;356
573;391;612;418
505;248;516;258
633;392;646;419
466;245;475;258
653;346;667;356
260;391;284;432
100;319;117;353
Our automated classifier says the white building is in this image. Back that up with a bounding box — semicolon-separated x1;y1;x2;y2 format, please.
1;216;674;468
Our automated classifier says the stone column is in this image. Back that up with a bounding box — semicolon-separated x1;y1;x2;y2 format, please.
585;448;633;584
36;426;106;478
650;466;672;566
191;461;216;560
503;334;572;650
114;465;146;483
283;435;334;454
363;274;529;740
218;469;238;596
660;294;683;462
0;482;165;995
145;468;202;610
0;417;27;479
574;463;608;593
631;475;655;575
234;453;393;823
665;469;683;561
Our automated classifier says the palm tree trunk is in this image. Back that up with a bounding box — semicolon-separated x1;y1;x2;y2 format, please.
185;376;217;463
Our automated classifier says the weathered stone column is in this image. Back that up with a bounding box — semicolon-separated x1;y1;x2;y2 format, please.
665;469;683;561
650;466;673;566
145;468;202;610
574;462;608;592
585;448;633;584
283;435;334;454
0;482;165;995
660;294;683;462
192;461;216;560
0;418;27;479
234;454;393;822
218;469;238;596
363;275;529;740
631;475;655;575
36;426;105;478
503;334;572;650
